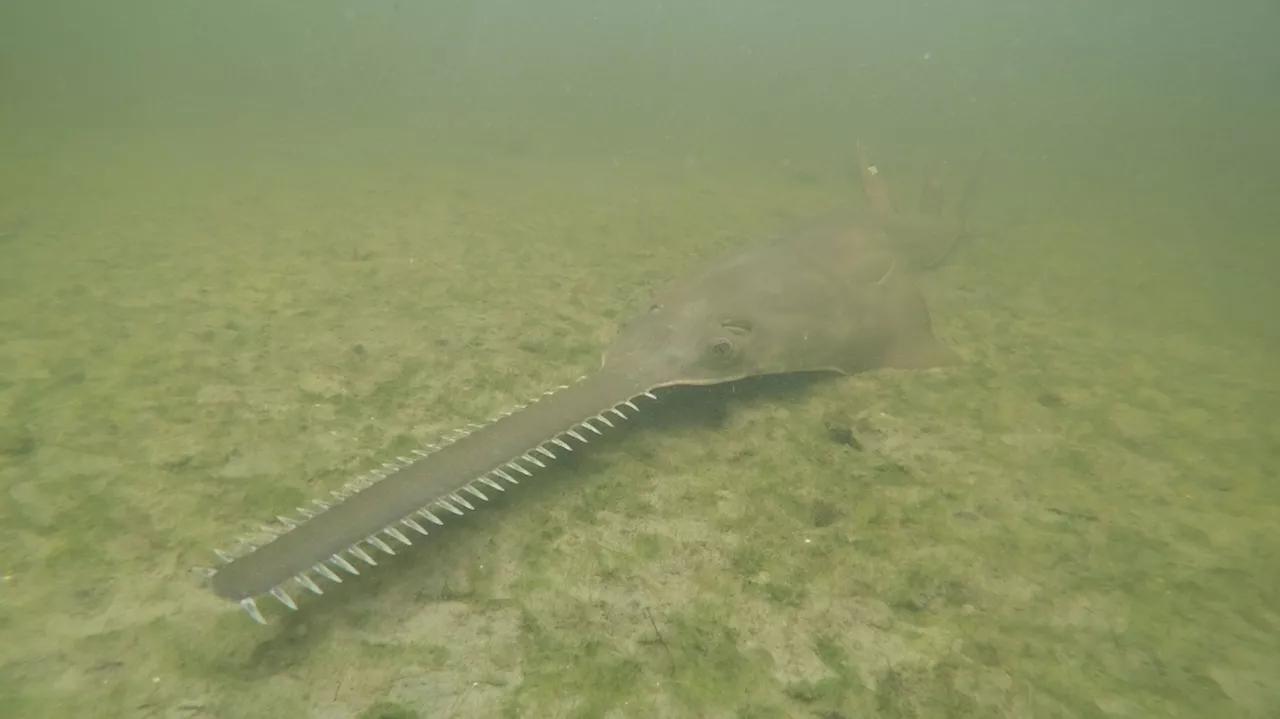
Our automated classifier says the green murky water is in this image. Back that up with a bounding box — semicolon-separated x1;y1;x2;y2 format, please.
1;2;1277;717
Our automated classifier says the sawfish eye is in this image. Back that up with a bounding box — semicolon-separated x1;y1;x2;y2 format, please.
721;319;753;335
710;338;736;360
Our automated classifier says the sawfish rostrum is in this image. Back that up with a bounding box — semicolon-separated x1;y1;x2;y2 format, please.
206;214;958;623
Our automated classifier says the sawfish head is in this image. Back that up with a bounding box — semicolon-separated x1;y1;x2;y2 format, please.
601;226;959;392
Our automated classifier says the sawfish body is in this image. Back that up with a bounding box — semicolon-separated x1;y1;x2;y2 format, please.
206;211;958;623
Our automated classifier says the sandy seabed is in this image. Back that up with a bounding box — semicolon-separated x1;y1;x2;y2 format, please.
0;131;1276;719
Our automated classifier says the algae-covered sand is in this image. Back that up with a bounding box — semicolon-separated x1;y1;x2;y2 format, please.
0;135;1277;719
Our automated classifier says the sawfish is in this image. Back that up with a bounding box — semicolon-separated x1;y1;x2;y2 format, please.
204;148;967;623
